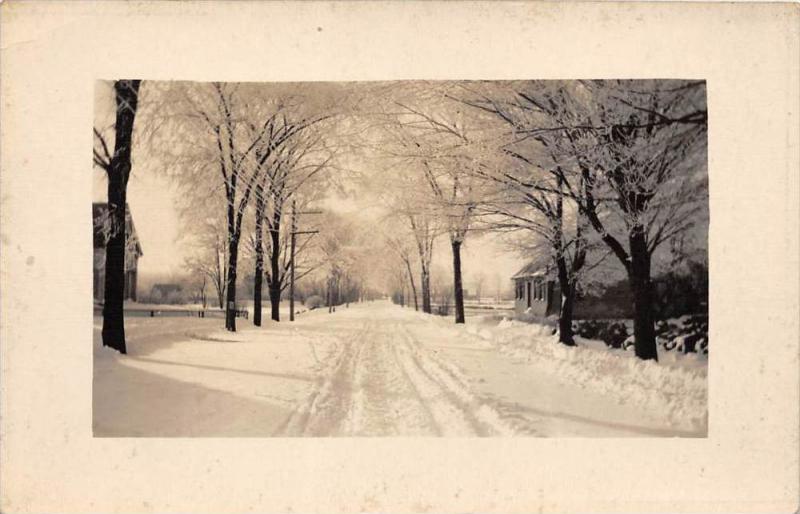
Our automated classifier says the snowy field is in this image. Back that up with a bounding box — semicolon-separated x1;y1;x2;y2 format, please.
93;301;707;437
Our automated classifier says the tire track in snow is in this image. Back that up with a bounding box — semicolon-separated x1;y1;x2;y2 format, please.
342;323;439;435
389;338;443;437
278;322;369;436
298;320;443;436
282;320;457;436
396;324;529;436
392;327;482;436
281;316;528;436
300;321;371;436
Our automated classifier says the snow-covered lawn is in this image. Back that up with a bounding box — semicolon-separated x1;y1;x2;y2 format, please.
451;317;707;434
93;301;707;437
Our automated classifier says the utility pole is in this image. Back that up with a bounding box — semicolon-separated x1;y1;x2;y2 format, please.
289;204;321;321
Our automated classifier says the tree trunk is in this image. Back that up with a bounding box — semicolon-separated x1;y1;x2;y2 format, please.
268;207;282;321
101;79;141;355
289;202;297;321
332;277;338;311
421;266;432;314
552;170;584;346
215;239;226;309
559;287;576;346
253;196;264;326
404;259;419;311
224;231;239;331
253;268;263;326
555;256;577;346
101;173;128;354
451;240;465;324
629;226;658;361
269;283;281;321
215;284;224;310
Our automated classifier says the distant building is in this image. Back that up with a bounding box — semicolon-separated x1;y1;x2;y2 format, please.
149;283;183;304
93;203;143;302
512;260;636;321
511;261;559;320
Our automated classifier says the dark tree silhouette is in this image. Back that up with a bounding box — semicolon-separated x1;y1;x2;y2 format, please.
93;79;142;354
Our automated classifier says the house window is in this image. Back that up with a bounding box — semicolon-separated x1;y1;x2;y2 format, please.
526;281;531;307
534;278;545;301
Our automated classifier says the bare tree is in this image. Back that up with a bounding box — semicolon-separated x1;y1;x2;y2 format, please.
164;82;308;331
576;80;707;360
93;79;142;354
460;80;707;357
368;159;439;314
407;212;437;314
452;81;591;344
385;230;419;311
373;83;500;322
317;213;358;312
253;121;334;324
183;216;228;309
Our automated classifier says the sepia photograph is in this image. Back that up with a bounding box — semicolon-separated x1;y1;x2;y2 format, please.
3;2;798;512
93;79;709;437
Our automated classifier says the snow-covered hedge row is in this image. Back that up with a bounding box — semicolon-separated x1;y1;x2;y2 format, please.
465;319;708;432
571;315;709;354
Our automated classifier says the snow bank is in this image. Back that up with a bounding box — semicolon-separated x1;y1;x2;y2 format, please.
463;318;708;432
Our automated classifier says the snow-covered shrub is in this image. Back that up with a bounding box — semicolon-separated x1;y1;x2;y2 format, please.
305;295;324;310
576;320;600;339
622;335;635;351
597;322;628;348
571;315;708;354
654;315;708;353
660;335;677;351
673;333;704;354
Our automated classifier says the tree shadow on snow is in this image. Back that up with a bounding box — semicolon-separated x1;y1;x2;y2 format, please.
128;356;317;383
92;361;298;437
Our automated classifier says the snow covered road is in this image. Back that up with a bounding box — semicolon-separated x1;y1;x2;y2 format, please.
283;319;516;436
93;301;706;437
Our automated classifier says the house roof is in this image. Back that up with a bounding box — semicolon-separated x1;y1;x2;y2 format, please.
151;283;182;294
511;260;551;280
92;202;143;256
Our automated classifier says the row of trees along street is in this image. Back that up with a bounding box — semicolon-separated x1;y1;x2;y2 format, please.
94;80;706;362
367;80;706;361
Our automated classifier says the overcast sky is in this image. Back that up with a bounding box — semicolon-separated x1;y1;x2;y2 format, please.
93;164;525;292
